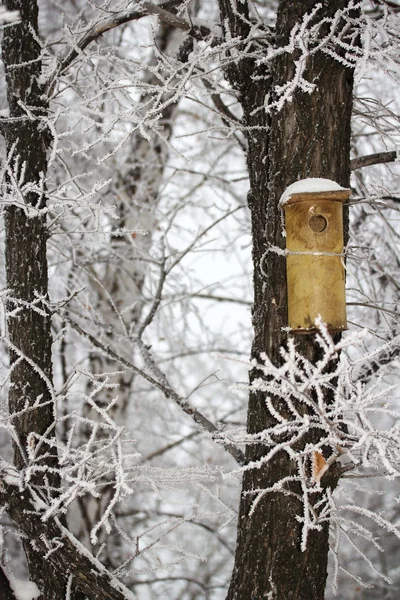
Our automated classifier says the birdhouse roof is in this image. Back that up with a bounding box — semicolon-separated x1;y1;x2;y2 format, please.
279;178;350;207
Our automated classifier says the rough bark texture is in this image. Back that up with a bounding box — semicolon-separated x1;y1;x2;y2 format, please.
1;2;67;598
224;1;357;599
2;0;55;468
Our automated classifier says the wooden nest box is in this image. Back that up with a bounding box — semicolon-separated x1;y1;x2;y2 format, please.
281;179;351;335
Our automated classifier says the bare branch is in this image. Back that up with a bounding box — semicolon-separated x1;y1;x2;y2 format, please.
209;93;241;125
350;151;397;171
193;293;251;306
347;301;399;317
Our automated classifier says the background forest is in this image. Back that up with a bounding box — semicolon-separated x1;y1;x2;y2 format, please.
0;1;399;599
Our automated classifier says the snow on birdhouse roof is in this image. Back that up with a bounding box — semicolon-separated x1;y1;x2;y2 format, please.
279;178;347;207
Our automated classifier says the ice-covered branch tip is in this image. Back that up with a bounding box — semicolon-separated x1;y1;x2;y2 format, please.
279;178;348;206
243;323;400;482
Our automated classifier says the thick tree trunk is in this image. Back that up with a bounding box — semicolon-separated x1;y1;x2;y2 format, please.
226;2;357;599
1;2;67;597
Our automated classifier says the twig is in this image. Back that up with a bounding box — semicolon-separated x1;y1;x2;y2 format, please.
136;257;167;338
347;302;399;317
141;431;199;462
193;293;251;306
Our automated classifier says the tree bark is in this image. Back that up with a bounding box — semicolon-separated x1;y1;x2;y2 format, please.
225;2;357;598
1;2;67;597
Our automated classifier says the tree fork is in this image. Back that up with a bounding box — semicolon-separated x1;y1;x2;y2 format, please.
226;2;358;598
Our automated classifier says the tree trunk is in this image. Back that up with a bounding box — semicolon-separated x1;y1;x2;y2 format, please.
226;2;357;598
2;2;67;597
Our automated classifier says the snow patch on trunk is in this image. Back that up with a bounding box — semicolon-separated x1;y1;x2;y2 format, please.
8;574;41;600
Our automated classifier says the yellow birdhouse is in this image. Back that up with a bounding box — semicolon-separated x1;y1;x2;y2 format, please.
281;179;351;335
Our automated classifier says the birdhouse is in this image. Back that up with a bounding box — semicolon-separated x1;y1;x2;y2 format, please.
281;179;351;335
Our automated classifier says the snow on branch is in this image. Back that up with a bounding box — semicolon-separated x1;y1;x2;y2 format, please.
255;2;365;112
243;2;400;113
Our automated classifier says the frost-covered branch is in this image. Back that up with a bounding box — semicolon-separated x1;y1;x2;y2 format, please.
0;463;136;600
49;0;214;93
65;317;245;465
226;322;400;551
